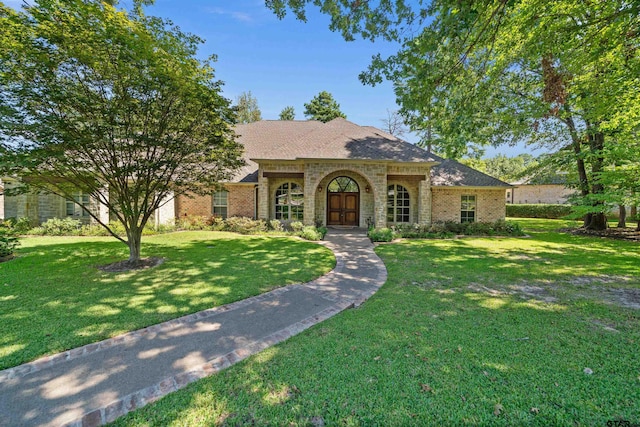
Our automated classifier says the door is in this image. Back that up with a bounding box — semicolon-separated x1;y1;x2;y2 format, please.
327;176;360;226
327;192;359;226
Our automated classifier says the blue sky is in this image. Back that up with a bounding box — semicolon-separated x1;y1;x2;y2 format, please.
6;0;538;156
141;1;402;125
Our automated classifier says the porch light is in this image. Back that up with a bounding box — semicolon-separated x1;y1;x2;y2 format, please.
317;186;322;193
365;185;371;193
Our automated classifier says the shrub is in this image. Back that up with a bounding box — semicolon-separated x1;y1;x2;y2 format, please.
464;221;495;236
80;223;112;236
290;221;305;232
223;217;267;234
491;219;524;235
268;219;284;232
299;226;324;241
176;215;210;230
392;223;453;239
368;227;396;242
506;203;572;219
3;217;33;234
0;226;20;258
34;217;82;236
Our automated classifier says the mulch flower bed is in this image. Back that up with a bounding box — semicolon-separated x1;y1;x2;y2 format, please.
567;226;640;242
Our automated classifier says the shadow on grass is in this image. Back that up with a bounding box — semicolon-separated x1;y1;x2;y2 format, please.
111;273;640;426
0;233;335;369
108;230;640;426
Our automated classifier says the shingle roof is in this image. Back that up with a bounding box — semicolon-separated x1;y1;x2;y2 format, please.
230;118;510;188
430;158;512;187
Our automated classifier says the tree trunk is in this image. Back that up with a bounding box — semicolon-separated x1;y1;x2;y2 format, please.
632;206;639;230
127;227;142;264
585;129;607;231
617;205;626;228
564;110;591;228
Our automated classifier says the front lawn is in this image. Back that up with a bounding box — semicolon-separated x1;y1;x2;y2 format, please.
0;231;335;369
113;219;640;426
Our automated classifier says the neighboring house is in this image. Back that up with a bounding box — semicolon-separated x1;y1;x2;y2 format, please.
507;177;575;205
177;118;511;227
2;119;512;228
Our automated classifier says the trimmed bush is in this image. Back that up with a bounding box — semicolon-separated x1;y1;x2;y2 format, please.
2;217;33;234
176;215;210;230
387;220;524;240
223;217;267;234
506;203;572;219
368;227;396;242
268;219;284;232
290;221;305;232
299;226;324;241
32;217;82;236
0;225;20;258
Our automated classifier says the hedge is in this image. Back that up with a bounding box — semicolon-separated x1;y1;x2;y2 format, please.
506;203;572;219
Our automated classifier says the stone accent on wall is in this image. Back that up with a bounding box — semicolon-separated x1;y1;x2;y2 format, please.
305;162;385;227
257;173;269;221
250;160;445;228
386;178;419;224
314;169;375;227
418;179;432;225
432;187;506;223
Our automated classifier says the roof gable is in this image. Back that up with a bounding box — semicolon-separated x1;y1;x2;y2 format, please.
230;119;509;188
430;158;512;187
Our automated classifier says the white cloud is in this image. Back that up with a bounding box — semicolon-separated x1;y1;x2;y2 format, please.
205;7;253;23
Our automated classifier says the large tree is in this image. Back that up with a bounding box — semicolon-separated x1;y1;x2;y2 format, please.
268;0;640;230
235;91;262;124
0;0;243;264
279;105;296;120
303;91;346;122
380;109;407;138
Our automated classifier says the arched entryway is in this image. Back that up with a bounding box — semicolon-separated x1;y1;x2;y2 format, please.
327;176;359;226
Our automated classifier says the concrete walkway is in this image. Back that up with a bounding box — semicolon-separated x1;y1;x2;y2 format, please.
0;229;387;427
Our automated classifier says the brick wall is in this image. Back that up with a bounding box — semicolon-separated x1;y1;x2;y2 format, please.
175;193;212;218
509;184;574;204
228;185;255;218
432;188;506;223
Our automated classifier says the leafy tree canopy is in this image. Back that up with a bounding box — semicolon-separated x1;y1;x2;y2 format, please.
0;0;243;263
268;0;640;230
303;91;347;122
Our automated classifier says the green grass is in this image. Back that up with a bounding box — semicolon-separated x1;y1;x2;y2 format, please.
112;219;640;426
0;231;335;369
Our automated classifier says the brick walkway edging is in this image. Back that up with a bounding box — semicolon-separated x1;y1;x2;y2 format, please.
1;233;388;427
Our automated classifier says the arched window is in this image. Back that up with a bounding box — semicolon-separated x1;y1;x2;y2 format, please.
387;184;410;223
275;182;304;220
328;176;359;193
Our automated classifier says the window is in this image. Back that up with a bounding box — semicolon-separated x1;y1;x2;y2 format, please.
461;195;476;223
66;193;91;218
328;176;359;193
212;191;228;219
275;182;304;220
387;184;410;223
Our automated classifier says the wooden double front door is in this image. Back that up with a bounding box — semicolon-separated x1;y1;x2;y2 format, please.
327;192;359;226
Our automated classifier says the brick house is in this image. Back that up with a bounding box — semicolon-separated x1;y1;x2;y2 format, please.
1;118;511;227
177;118;511;228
